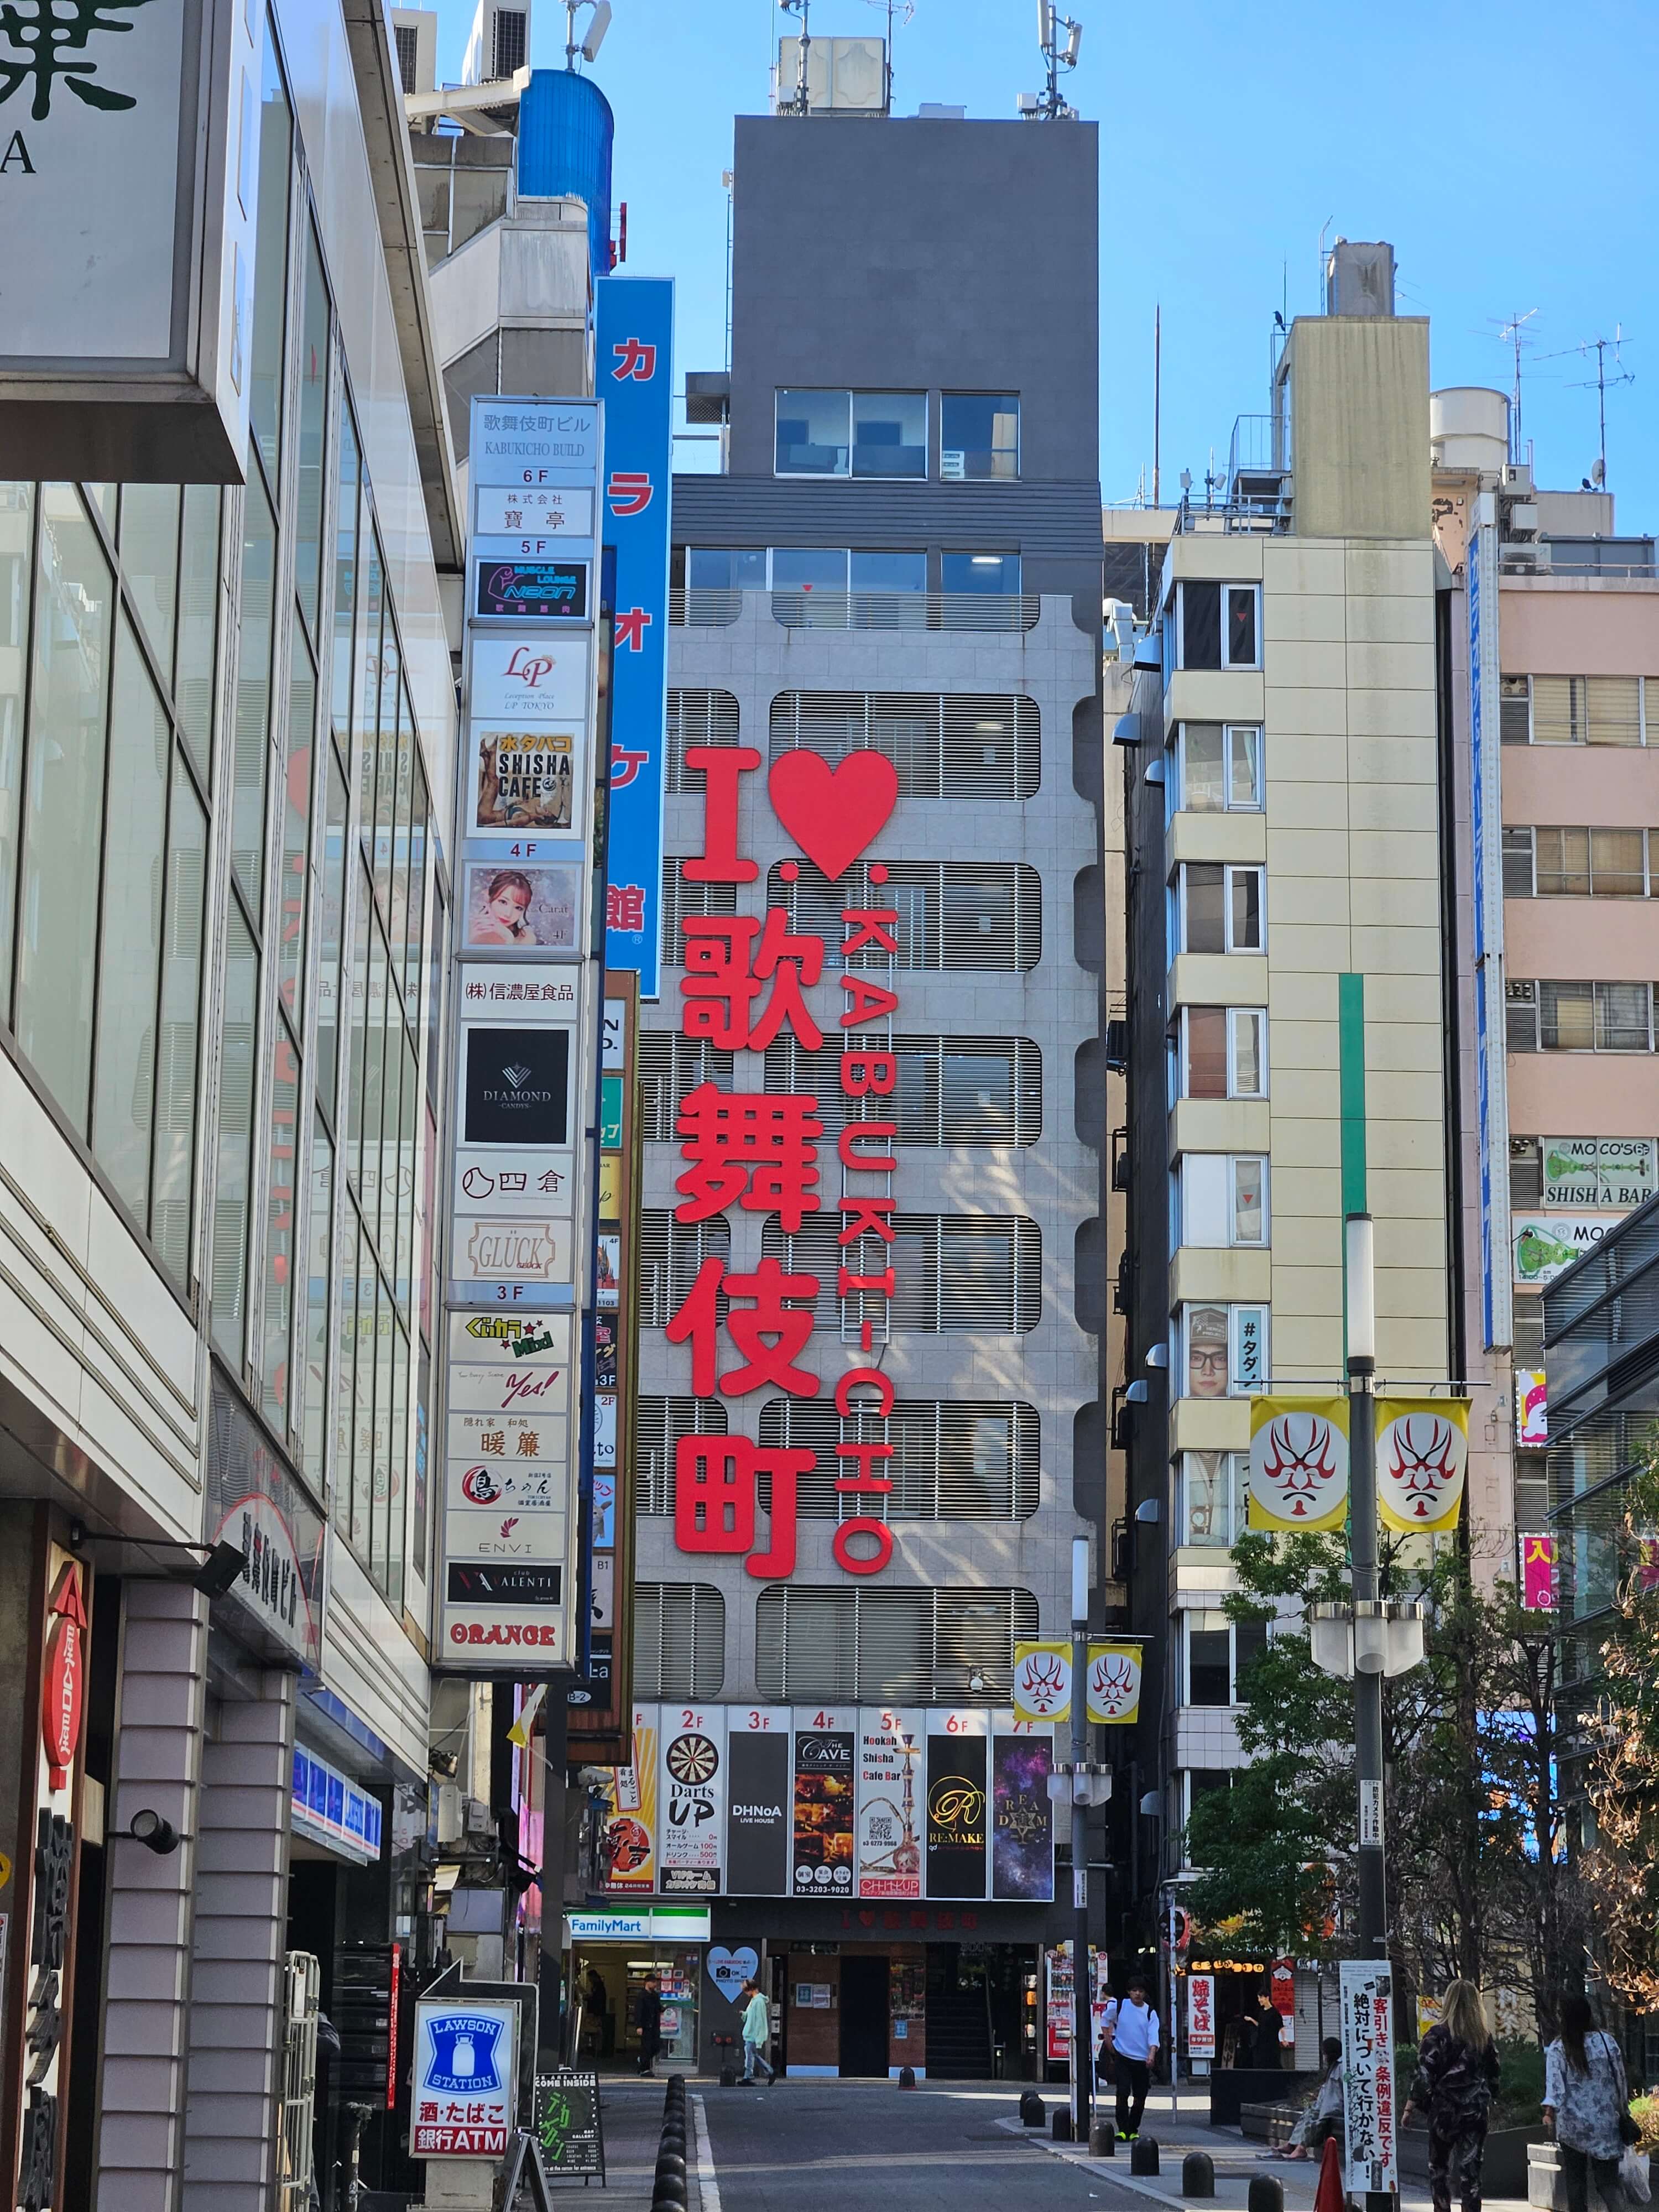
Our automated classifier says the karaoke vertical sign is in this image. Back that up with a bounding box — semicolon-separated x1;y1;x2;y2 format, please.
596;276;674;999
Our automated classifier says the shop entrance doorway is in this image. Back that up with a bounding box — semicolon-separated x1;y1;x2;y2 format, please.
839;1954;889;2077
570;1942;700;2073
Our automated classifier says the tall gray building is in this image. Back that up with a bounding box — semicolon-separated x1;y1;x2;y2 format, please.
576;105;1112;2081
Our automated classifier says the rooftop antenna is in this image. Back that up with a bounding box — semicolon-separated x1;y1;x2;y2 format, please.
1569;327;1635;491
1493;309;1538;463
1023;2;1081;119
564;0;611;69
863;0;913;114
778;0;810;114
1316;217;1334;311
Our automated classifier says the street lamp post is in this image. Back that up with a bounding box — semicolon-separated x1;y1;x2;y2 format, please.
1071;1536;1091;2150
1345;1213;1389;1959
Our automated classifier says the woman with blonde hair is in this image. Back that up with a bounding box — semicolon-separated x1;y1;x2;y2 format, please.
1402;1980;1502;2212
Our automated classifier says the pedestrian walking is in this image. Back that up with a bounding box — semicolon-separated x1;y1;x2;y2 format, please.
1545;1994;1635;2212
1402;1980;1501;2212
739;1980;776;2085
634;1972;664;2078
1109;1971;1160;2141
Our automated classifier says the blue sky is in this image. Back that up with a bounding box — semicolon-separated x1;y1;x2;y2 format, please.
435;0;1659;526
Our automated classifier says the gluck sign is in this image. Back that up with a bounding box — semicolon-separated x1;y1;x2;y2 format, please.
668;744;901;1580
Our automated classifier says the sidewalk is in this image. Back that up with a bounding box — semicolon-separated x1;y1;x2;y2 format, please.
1005;2083;1531;2212
506;2078;705;2211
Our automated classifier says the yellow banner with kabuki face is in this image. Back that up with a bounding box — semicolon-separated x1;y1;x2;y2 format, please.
1375;1397;1469;1534
1247;1395;1350;1532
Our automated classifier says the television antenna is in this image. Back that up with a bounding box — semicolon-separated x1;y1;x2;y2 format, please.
1569;327;1635;491
862;0;914;114
563;0;611;69
1022;2;1081;120
778;0;810;114
1492;308;1538;463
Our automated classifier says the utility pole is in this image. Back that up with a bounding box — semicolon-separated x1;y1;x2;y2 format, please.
1345;1215;1387;1959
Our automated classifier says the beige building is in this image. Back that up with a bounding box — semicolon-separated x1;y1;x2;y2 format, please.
1121;252;1454;1995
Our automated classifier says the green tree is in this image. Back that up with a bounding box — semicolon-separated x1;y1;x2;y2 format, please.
1578;1457;1659;2015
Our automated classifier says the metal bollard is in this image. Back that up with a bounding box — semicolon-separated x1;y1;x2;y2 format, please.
1019;2090;1045;2127
1051;2109;1073;2141
1130;2135;1160;2175
1091;2120;1116;2156
1248;2176;1286;2212
1183;2151;1215;2197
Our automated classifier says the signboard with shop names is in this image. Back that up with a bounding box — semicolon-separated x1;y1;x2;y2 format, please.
440;395;603;1670
412;1996;518;2157
607;1705;1052;1902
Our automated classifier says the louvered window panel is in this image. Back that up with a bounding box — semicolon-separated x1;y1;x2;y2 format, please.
638;1211;730;1327
767;859;1040;972
633;1582;725;1698
769;690;1040;801
637;1029;735;1143
666;690;740;792
661;855;738;967
754;1585;1039;1703
634;1395;731;1515
757;1398;1039;1520
763;1213;1041;1333
763;1034;1041;1145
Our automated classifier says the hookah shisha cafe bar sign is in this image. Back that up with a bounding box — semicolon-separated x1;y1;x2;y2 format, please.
666;746;906;1579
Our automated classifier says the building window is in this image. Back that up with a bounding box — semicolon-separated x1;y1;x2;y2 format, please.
774;389;927;479
1177;1452;1245;1547
1180;1302;1268;1397
1178;1155;1269;1247
1509;1136;1542;1209
770;689;1040;802
940;393;1020;481
1178;1005;1267;1099
769;858;1041;972
851;550;927;592
758;1399;1040;1520
1176;581;1260;671
942;551;1021;595
1504;826;1650;898
754;1584;1037;1703
1180;863;1265;954
1507;980;1657;1053
764;1214;1041;1336
1183;1610;1267;1707
666;688;740;792
762;1033;1042;1146
1179;723;1262;811
638;1211;731;1327
637;1031;734;1144
660;854;739;966
685;549;768;592
634;1582;726;1698
634;1396;729;1516
1507;673;1646;747
771;545;849;592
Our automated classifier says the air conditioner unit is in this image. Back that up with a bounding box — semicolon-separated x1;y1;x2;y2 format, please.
462;0;531;85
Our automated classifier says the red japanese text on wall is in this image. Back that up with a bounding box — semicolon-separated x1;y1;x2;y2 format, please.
667;747;902;1581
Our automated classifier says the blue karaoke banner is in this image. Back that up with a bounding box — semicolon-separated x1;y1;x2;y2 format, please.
595;276;673;998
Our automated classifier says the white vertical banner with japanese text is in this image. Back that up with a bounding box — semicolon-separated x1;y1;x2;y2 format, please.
1339;1958;1399;2195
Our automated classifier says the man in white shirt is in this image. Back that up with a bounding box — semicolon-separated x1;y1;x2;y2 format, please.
1107;1972;1161;2140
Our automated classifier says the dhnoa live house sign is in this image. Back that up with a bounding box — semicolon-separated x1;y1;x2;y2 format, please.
668;747;908;1580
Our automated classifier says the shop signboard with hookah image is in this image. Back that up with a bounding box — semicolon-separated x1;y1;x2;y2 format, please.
855;1708;924;1900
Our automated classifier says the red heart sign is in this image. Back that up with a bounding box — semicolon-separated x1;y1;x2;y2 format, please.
768;749;899;883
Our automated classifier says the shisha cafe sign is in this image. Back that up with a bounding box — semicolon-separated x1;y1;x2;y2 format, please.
667;745;906;1580
41;1559;87;1791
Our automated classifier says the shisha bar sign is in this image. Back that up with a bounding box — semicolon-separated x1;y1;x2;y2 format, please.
668;745;902;1581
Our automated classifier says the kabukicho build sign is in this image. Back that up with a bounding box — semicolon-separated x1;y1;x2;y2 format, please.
439;397;603;1668
0;0;257;480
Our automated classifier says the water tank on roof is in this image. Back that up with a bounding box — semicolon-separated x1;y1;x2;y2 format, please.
518;69;614;283
1430;387;1510;476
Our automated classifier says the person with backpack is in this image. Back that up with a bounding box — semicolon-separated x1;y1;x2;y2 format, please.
1108;1972;1160;2141
1402;1980;1502;2212
1544;1993;1635;2212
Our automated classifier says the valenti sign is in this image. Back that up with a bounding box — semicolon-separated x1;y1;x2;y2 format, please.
0;0;257;479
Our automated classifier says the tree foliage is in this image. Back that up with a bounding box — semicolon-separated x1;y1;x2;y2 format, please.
1579;1459;1659;2013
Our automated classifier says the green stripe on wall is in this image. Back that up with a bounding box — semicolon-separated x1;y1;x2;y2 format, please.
1338;971;1367;1216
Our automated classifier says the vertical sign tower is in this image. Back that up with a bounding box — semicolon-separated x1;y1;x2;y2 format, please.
440;397;606;1667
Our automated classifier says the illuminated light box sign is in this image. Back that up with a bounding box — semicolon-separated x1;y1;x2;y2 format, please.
474;482;595;549
473;559;589;621
291;1746;383;1864
0;0;259;480
471;727;586;842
